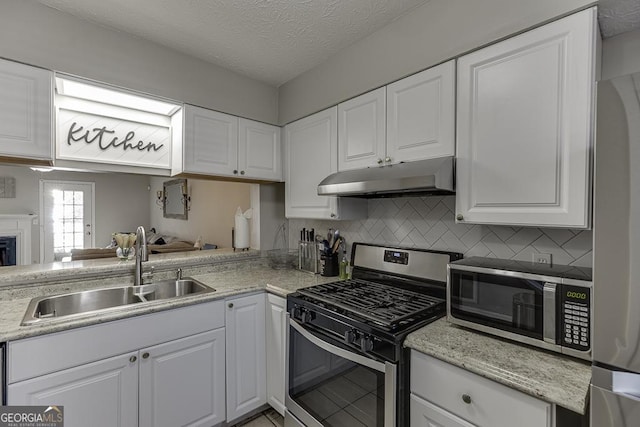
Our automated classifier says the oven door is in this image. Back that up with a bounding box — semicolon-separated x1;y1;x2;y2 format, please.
286;317;397;427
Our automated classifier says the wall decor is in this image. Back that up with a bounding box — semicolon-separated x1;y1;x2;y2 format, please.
0;176;16;198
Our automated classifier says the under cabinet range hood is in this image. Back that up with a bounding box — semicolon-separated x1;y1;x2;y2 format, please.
317;156;455;198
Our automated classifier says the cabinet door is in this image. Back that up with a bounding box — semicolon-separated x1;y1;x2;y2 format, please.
456;8;596;228
410;393;476;427
8;353;138;427
387;60;455;164
238;118;282;181
338;88;386;171
0;59;52;161
226;293;267;423
266;294;286;415
184;104;238;176
284;107;339;219
139;329;226;427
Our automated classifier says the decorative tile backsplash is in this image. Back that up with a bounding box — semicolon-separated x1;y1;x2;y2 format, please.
288;195;593;267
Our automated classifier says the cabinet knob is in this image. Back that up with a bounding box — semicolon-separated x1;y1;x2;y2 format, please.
228;302;234;308
129;355;137;363
462;394;472;404
330;213;336;218
240;170;245;175
456;214;464;221
142;352;150;359
233;170;238;174
384;157;391;163
377;158;383;165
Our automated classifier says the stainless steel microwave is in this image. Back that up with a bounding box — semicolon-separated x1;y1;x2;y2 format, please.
447;257;592;361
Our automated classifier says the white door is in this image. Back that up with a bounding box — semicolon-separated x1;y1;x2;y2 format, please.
338;88;386;171
40;180;95;263
386;60;455;164
456;8;596;228
183;104;239;176
238;118;282;181
0;58;53;161
139;329;226;427
266;294;286;415
225;293;267;423
8;353;138;427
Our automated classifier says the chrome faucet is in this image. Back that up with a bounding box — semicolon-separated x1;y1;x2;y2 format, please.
134;226;148;286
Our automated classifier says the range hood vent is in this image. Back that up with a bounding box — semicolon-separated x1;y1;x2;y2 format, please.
317;157;455;198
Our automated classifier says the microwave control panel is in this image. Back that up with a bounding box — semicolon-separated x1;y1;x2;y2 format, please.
560;285;591;351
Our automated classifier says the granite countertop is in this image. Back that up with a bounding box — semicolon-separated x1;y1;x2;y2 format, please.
0;251;335;342
405;318;591;414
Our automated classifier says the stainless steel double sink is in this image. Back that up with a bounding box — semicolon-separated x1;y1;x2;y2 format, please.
21;278;215;326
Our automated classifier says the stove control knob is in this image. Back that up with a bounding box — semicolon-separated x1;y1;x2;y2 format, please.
344;330;357;344
300;310;315;324
290;307;302;320
360;336;374;353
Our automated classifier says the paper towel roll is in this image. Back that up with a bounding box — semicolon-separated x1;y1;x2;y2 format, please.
234;207;251;249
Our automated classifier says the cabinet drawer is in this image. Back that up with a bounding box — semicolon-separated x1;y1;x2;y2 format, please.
411;351;551;427
9;300;224;383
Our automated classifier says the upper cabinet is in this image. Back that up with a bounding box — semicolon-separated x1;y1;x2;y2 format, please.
182;104;282;181
0;58;53;162
455;8;598;228
337;60;455;172
284;107;367;219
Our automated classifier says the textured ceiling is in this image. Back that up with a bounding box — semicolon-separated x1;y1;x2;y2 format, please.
599;0;640;38
37;0;430;87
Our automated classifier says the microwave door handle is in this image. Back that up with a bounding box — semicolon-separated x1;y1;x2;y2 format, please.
543;283;557;344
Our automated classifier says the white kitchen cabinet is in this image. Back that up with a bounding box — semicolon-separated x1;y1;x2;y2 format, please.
386;60;455;164
182;105;282;181
265;293;287;415
8;301;226;427
139;329;226;427
0;58;53;162
284;106;367;219
411;351;553;427
456;7;598;228
8;353;138;427
410;393;475;427
225;293;267;423
338;88;386;171
238;118;282;181
183;104;239;176
337;61;455;172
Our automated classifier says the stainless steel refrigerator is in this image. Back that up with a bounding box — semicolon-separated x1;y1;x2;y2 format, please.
591;70;640;425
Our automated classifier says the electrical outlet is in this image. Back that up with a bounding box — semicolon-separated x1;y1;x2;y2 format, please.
532;253;552;264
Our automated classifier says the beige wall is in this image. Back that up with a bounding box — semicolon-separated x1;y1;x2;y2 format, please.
602;28;640;80
0;165;151;262
278;0;594;124
149;177;251;249
0;0;278;124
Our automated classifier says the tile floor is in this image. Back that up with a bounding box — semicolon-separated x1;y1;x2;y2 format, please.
233;408;284;427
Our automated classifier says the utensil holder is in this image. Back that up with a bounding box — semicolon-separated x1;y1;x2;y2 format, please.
320;253;339;277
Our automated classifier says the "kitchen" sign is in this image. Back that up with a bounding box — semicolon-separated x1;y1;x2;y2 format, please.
57;109;171;169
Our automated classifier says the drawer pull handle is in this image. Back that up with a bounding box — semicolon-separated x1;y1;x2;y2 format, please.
142;352;150;359
462;394;472;404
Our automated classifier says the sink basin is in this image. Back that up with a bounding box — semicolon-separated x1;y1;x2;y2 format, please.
21;278;215;325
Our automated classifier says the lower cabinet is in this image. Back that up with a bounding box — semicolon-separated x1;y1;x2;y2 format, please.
9;352;139;427
265;294;287;415
410;351;553;427
225;293;267;423
138;330;226;427
7;301;226;427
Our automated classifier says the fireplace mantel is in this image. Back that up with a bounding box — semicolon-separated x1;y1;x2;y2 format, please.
0;214;37;265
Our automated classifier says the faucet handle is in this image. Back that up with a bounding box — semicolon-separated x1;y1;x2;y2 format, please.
142;266;155;284
176;268;183;280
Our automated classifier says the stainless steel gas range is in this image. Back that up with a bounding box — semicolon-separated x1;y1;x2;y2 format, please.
285;243;462;427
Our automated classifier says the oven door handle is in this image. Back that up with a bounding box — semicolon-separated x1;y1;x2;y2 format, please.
289;318;386;373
